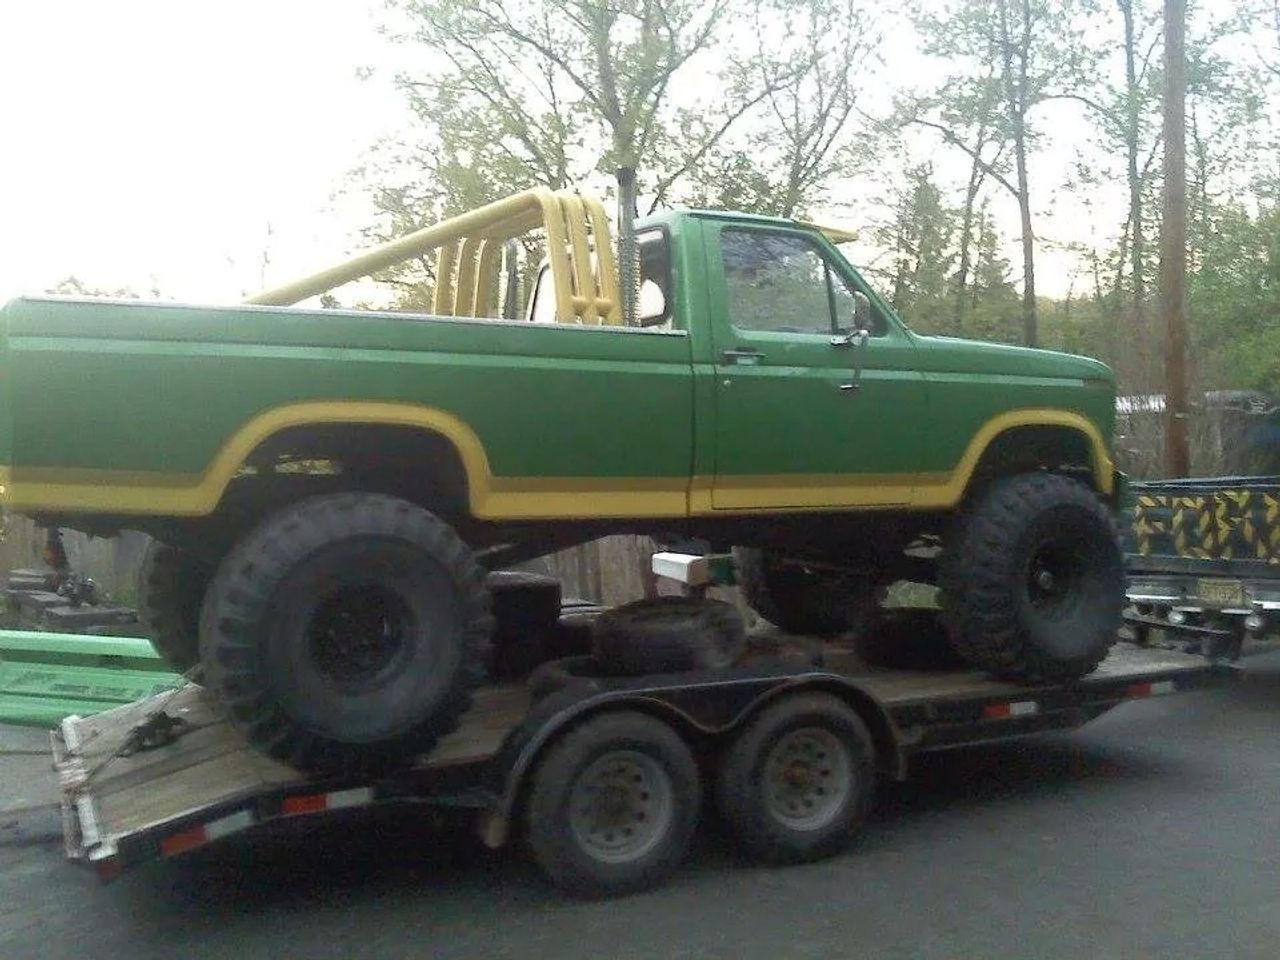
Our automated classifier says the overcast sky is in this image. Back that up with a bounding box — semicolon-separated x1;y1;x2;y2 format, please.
0;1;1250;306
0;0;405;302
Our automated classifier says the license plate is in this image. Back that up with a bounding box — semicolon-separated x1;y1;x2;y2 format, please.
1197;578;1245;607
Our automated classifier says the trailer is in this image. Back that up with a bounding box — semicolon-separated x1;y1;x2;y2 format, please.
50;633;1235;898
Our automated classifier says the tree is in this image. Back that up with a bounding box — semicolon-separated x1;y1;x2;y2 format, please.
47;277;147;299
681;0;881;218
347;0;807;308
905;0;1099;347
873;164;955;327
966;204;1022;343
1188;202;1280;393
381;0;787;205
1160;0;1189;476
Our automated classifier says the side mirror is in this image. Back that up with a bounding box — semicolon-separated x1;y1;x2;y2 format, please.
852;291;872;333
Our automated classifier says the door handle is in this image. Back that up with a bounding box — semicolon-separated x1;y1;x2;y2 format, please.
831;329;870;391
722;348;765;365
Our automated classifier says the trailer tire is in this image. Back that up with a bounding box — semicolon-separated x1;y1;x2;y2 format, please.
137;541;212;675
717;693;875;864
525;710;700;897
940;473;1123;681
592;597;745;675
733;548;880;637
199;493;492;774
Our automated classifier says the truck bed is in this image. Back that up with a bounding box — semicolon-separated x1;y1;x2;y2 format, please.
52;642;1232;878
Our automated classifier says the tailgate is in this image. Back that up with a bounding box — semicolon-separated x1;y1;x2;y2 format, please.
51;686;303;867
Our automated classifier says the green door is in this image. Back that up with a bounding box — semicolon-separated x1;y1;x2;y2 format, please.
705;223;930;510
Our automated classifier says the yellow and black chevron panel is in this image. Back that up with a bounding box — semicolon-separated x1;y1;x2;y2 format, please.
1128;488;1280;563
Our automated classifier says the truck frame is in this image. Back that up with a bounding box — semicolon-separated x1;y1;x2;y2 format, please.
51;630;1233;897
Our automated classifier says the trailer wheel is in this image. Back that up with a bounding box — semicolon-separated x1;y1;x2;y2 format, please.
717;693;875;865
199;493;492;773
525;711;700;897
593;597;745;675
941;473;1123;681
137;541;212;674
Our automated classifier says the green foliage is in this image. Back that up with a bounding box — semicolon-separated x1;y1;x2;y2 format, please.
335;0;1280;415
680;0;882;219
48;277;146;299
873;164;955;328
1190;202;1280;392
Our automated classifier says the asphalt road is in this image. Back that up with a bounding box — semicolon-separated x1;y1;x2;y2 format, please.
5;652;1280;960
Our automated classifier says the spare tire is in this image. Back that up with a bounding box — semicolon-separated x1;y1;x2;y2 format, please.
940;473;1123;682
733;548;880;637
199;493;492;773
487;571;562;631
486;571;563;680
137;541;212;674
592;597;746;676
527;655;605;702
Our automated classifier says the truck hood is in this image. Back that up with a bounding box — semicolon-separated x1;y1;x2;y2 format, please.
912;333;1114;383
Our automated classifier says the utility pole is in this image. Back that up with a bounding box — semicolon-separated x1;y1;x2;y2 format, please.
1161;0;1190;476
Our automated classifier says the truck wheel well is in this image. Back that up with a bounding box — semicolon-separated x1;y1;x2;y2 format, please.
970;425;1096;492
220;422;471;520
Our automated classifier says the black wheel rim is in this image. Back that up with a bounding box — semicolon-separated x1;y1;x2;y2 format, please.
306;584;415;691
1024;539;1085;620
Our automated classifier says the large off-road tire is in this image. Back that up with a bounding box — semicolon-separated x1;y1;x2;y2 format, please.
733;547;880;637
940;473;1123;682
716;693;876;865
526;710;701;897
199;493;492;773
137;541;212;674
592;597;746;675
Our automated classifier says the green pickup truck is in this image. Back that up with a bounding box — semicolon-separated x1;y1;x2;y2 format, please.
0;189;1124;771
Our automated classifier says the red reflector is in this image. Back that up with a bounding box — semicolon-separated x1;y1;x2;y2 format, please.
982;703;1012;719
282;794;328;815
159;825;208;858
96;858;123;882
1127;683;1154;698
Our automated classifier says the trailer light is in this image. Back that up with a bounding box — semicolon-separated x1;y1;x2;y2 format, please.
1126;681;1176;698
982;700;1039;719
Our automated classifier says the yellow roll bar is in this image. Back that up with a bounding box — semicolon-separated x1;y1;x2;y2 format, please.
247;189;622;325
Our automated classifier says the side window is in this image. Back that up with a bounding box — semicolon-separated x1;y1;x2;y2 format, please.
827;260;884;335
721;228;883;335
636;228;672;328
527;264;556;323
526;227;673;328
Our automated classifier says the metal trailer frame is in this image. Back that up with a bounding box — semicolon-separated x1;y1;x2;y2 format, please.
51;642;1235;885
